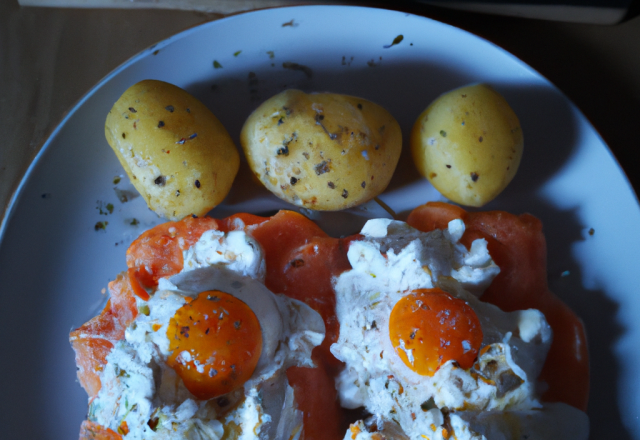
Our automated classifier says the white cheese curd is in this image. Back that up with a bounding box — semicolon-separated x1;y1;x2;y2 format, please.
89;229;324;439
182;229;266;281
331;219;589;440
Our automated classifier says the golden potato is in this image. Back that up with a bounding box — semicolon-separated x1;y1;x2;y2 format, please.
411;84;523;207
240;90;402;210
105;80;239;220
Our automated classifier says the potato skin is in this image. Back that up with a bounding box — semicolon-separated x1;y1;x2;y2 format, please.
411;84;523;207
240;89;402;211
105;80;239;220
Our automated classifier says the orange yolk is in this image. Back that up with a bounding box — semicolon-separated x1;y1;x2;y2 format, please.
166;290;262;400
388;288;483;376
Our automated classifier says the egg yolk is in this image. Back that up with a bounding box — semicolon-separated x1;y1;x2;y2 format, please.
388;288;482;376
166;290;262;400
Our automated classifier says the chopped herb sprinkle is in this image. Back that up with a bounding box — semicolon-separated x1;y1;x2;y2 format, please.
384;34;404;48
129;107;137;113
282;61;313;78
94;221;108;231
234;50;242;56
328;182;335;189
113;176;121;184
315;161;330;175
213;60;223;69
130;218;139;226
440;130;447;137
290;258;305;268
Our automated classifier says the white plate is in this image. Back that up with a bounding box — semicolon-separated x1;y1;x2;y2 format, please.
0;5;638;439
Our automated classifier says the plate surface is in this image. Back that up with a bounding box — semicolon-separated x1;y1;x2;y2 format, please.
0;6;638;439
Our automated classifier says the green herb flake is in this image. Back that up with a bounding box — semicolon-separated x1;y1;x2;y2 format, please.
384;34;404;48
139;304;150;316
113;176;121;184
106;203;114;214
440;130;447;137
213;60;223;69
233;50;242;57
94;221;108;231
130;218;139;226
266;51;275;59
115;366;129;378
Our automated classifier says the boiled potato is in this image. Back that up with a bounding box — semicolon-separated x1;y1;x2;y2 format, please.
105;80;239;220
241;89;402;210
411;84;523;207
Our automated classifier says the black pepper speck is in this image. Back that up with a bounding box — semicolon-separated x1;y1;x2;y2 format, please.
166;105;175;112
471;172;479;182
129;107;137;113
158;121;165;128
195;180;201;188
342;189;349;198
155;176;166;186
277;145;289;156
290;177;298;185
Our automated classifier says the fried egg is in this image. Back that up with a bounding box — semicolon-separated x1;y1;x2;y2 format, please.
88;229;324;440
331;218;589;440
